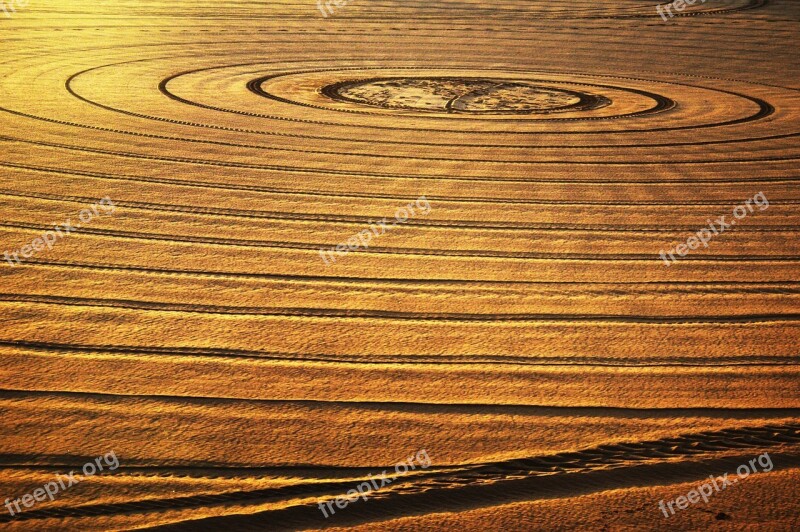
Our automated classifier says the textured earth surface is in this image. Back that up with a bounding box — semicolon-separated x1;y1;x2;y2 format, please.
320;78;609;114
0;0;798;530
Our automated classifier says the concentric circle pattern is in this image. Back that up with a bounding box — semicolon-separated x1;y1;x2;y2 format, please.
240;67;675;122
1;0;800;530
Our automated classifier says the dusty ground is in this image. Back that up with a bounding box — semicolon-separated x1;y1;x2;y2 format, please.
0;0;798;530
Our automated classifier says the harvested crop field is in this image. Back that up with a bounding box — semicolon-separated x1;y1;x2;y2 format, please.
0;0;798;530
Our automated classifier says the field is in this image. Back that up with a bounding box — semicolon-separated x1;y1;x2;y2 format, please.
0;0;798;530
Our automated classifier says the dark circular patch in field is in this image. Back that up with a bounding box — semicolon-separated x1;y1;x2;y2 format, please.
321;77;611;115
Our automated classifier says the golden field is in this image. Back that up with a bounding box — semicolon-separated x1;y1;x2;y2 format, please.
0;0;798;530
